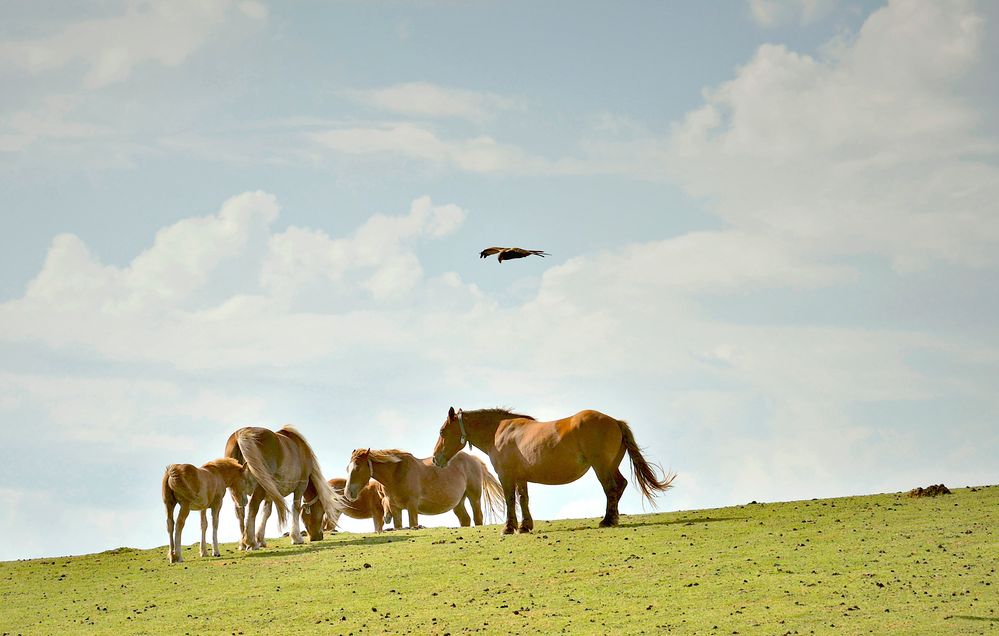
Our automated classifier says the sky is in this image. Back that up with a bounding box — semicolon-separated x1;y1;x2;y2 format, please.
1;0;997;561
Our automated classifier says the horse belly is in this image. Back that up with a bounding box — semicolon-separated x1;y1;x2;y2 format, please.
514;436;590;485
524;461;590;485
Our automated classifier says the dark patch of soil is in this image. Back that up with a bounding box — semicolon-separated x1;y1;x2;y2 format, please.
907;484;951;497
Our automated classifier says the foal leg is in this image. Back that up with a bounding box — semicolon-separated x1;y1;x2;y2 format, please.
516;481;534;533
453;498;472;527
173;505;190;563
372;510;384;533
234;501;247;550
165;502;176;563
501;477;518;535
199;510;209;557
211;500;222;557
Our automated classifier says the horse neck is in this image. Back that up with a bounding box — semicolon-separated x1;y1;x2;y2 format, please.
370;458;401;491
209;462;243;487
463;412;502;454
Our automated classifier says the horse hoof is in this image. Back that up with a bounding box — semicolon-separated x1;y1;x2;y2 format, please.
213;551;221;557
518;527;532;534
502;526;516;535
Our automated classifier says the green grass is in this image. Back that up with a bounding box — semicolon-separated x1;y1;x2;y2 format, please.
2;486;997;635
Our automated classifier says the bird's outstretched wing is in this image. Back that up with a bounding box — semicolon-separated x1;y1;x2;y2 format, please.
479;247;506;259
497;248;549;262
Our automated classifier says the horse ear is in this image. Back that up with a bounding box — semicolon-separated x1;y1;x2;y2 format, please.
448;406;456;420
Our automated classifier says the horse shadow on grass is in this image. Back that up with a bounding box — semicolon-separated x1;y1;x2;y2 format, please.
951;616;999;623
244;534;413;559
544;515;744;534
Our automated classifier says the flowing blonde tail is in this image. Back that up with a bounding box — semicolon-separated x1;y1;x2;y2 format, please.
619;421;676;508
278;426;346;529
236;431;290;528
476;459;506;524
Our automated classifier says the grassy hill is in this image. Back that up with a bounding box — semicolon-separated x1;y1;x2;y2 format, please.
1;486;996;634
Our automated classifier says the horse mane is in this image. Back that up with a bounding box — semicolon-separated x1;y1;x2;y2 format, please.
202;457;243;471
467;407;536;421
351;448;415;463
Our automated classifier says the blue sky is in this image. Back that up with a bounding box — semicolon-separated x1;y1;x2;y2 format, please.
1;0;997;561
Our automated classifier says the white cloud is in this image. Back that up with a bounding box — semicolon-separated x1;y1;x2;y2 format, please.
0;95;105;152
342;82;525;122
0;0;266;88
748;0;835;27
310;123;561;175
666;0;998;271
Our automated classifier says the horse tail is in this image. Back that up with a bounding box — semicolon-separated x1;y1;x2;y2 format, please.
161;466;176;507
236;430;290;528
475;458;506;523
278;425;346;529
618;420;675;507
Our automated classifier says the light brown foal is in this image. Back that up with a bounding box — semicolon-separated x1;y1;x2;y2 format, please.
345;449;503;529
432;407;675;534
300;477;392;535
161;458;254;563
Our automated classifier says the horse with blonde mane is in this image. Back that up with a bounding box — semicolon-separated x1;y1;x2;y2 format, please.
432;407;675;534
301;477;393;534
162;458;260;563
345;449;503;529
224;425;342;549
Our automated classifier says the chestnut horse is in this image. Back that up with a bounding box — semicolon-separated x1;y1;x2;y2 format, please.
301;477;393;534
432;407;675;534
162;458;268;563
345;449;503;529
224;425;341;549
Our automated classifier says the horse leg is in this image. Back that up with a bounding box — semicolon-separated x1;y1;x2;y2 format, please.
500;477;518;535
173;505;190;563
326;509;341;532
372;509;384;533
256;498;272;548
243;492;264;550
469;491;484;526
407;506;421;529
199;510;209;557
165;502;176;563
290;488;304;544
465;477;484;526
596;467;628;527
453;498;472;527
517;481;534;533
211;500;222;557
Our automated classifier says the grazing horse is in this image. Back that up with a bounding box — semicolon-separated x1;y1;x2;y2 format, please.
432;407;675;534
162;458;264;563
345;448;503;529
224;425;341;549
300;477;393;534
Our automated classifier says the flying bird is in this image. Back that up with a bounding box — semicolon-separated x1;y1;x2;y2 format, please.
479;247;550;263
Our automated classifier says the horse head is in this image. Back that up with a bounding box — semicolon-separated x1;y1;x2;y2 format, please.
299;481;326;541
433;406;466;468
345;449;373;501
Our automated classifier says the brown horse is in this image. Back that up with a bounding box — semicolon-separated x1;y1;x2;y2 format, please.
432;407;675;534
301;477;393;533
224;425;341;549
345;448;503;529
162;458;263;563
